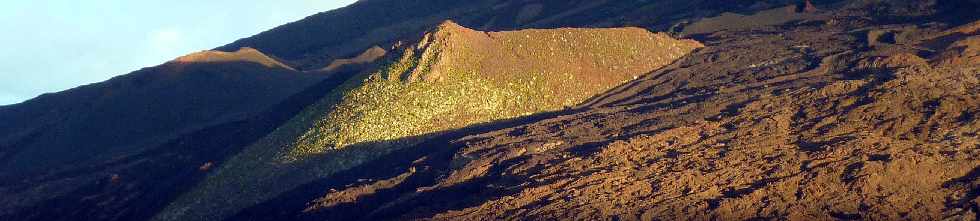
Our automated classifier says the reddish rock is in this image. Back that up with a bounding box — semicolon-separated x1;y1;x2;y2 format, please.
799;0;818;13
199;162;215;172
109;174;121;185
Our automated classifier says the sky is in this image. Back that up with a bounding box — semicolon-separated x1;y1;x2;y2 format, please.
0;0;357;105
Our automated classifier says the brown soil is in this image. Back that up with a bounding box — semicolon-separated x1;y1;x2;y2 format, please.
293;12;980;221
153;20;703;221
681;5;826;36
319;46;387;72
2;1;978;221
172;47;294;70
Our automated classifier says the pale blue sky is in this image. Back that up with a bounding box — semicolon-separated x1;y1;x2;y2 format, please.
0;0;356;105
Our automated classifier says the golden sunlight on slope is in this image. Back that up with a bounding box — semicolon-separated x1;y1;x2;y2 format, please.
171;47;294;70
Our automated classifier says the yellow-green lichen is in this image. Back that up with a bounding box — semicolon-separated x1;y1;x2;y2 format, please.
280;23;704;160
156;21;704;221
285;51;571;160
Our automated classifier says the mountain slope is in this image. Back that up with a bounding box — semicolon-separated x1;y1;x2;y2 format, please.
171;47;295;70
154;21;701;221
0;0;976;220
0;1;789;220
226;6;980;221
0;70;355;221
285;21;701;157
0;48;321;178
213;0;831;70
320;46;387;73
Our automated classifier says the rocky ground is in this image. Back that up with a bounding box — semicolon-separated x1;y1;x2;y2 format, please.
231;5;980;221
1;1;977;221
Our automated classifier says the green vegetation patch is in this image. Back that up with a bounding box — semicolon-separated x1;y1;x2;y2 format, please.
286;50;571;160
156;21;702;221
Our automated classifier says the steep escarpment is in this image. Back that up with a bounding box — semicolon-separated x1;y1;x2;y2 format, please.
156;21;700;221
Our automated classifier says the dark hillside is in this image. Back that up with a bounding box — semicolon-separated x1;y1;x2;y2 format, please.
214;0;850;70
0;0;976;220
0;67;360;221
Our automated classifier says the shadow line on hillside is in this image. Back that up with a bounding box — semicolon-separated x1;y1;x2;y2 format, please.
942;166;980;215
227;102;589;220
225;49;715;221
0;61;363;221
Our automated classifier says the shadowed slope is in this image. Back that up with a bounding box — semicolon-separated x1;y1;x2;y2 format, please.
215;0;831;70
0;1;823;220
4;1;975;220
0;69;356;221
0;48;325;215
155;21;700;221
319;46;387;73
231;5;978;220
